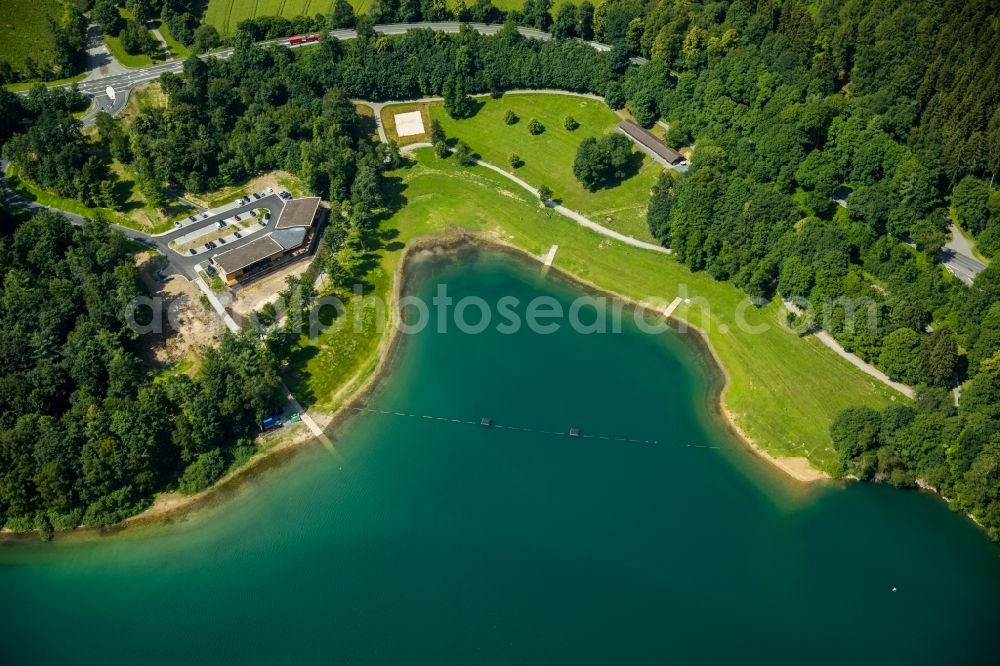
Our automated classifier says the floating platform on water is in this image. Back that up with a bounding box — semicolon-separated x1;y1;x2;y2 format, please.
481;418;492;426
569;427;581;437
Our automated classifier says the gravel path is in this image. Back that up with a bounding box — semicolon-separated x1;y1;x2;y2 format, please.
398;142;671;255
783;299;914;398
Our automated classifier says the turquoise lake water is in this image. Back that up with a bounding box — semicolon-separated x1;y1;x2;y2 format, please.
1;249;999;664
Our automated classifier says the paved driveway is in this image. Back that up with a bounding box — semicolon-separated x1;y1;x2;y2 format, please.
155;192;288;278
940;223;987;285
23;22;641;127
1;159;289;280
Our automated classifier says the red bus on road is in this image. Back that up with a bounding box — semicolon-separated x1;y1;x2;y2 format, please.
289;33;321;46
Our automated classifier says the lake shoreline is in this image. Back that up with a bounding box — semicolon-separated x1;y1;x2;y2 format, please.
0;230;827;542
461;234;831;484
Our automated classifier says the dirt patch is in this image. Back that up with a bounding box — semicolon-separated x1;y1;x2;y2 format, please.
136;252;226;368
182;171;307;209
381;102;432;145
121;82;167;126
230;260;312;318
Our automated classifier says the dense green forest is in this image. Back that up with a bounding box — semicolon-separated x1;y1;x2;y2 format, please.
0;206;287;534
2;0;1000;539
609;0;1000;539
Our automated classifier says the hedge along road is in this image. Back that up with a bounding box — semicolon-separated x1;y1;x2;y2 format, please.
19;22;645;127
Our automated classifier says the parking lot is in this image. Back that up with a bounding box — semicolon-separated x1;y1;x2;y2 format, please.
150;189;292;279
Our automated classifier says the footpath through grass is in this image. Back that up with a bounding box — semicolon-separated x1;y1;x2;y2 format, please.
290;149;901;473
153;19;191;60
428;94;661;243
103;8;167;68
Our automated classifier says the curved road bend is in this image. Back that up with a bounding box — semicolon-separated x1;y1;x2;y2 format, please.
0;158;290;279
940;223;987;285
22;22;644;126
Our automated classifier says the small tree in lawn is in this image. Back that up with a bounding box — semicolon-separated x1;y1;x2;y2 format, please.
564;115;579;131
434;140;450;158
504;109;519;125
509;153;522;169
429;119;446;145
528;118;544;135
454;141;474;165
443;75;474;119
538;184;553;204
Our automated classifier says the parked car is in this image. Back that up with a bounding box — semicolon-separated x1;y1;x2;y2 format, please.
218;237;227;245
259;219;267;227
263;213;271;221
234;231;242;239
189;215;197;222
188;248;197;255
253;192;262;200
202;212;209;218
260;415;283;432
279;190;291;199
205;265;217;276
249;209;258;217
206;241;216;249
217;220;226;229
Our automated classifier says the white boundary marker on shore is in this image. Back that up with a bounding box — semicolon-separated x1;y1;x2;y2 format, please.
663;296;683;318
194;276;334;448
542;244;558;267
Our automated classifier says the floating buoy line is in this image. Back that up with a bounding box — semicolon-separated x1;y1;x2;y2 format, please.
346;405;732;451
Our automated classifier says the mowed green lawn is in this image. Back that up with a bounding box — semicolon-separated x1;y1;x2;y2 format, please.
429;94;661;243
205;0;343;34
0;0;65;74
104;8;165;68
291;150;901;474
203;0;602;35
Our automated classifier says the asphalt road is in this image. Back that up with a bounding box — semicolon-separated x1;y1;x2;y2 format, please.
938;221;987;285
25;22;641;127
939;247;988;285
1;156;290;279
161;192;287;277
4;22;643;274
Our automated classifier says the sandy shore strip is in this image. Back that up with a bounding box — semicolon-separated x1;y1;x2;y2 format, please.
1;231;830;540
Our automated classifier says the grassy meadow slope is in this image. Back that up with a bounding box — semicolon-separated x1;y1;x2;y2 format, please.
202;0;601;34
205;0;340;34
429;95;661;242
290;149;900;474
0;0;66;74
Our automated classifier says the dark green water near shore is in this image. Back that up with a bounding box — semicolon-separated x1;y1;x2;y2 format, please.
2;250;1000;664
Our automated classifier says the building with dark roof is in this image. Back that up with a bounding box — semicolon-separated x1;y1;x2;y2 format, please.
213;236;285;278
616;120;686;167
211;197;323;285
275;197;321;230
